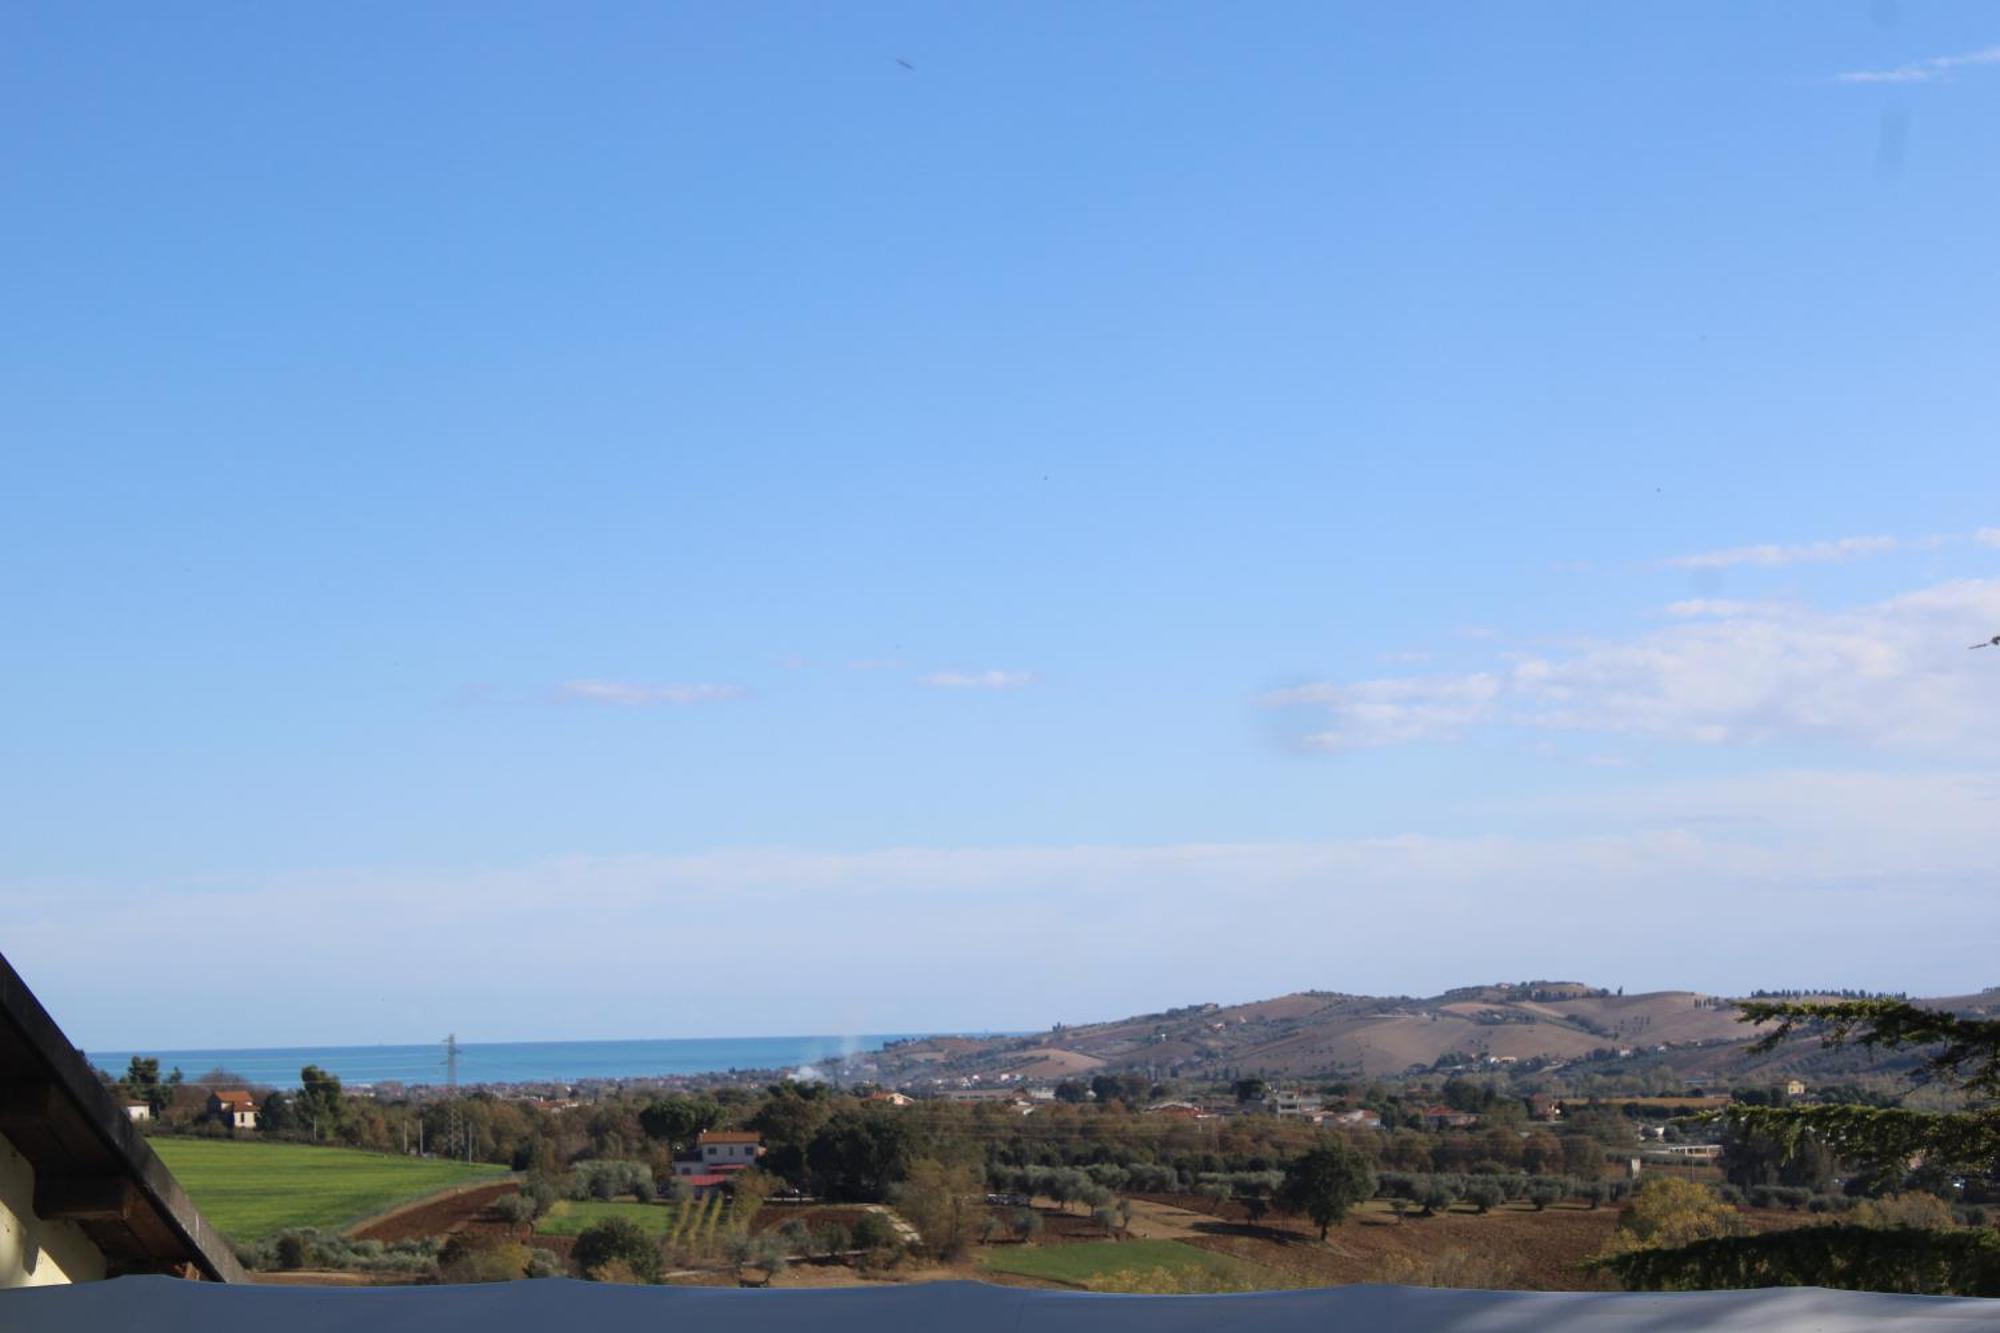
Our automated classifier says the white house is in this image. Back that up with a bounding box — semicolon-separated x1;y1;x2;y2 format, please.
673;1130;764;1177
205;1091;259;1132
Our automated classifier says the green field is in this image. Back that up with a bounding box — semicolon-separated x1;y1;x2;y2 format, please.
980;1239;1270;1289
150;1137;508;1241
533;1199;684;1238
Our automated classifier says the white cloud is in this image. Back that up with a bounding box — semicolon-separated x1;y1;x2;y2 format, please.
16;766;1999;1047
1976;528;2000;549
919;669;1035;690
1838;45;2000;85
1662;535;1897;570
1261;674;1502;749
1267;576;2000;753
559;679;747;706
1664;599;1760;618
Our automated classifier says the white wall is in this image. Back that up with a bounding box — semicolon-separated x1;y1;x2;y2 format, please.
0;1133;108;1288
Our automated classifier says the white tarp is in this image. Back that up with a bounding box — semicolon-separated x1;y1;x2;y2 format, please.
0;1277;1994;1332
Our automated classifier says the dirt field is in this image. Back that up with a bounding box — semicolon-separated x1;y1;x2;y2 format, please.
351;1181;523;1243
1116;1192;1630;1289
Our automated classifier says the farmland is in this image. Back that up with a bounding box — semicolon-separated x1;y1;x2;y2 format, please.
534;1192;732;1248
980;1237;1277;1290
149;1137;508;1241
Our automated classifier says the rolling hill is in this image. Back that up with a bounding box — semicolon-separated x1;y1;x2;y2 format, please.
866;982;1999;1086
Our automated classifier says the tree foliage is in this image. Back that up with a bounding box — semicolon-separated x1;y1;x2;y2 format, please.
1600;1177;1744;1256
1599;1224;2000;1297
1717;1000;2000;1177
1277;1140;1376;1240
637;1094;721;1149
896;1152;980;1256
573;1216;662;1283
1608;999;2000;1294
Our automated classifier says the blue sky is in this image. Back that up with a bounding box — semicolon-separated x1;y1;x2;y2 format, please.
5;4;1999;1047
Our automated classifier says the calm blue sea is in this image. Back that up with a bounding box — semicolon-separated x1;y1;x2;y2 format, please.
84;1035;914;1089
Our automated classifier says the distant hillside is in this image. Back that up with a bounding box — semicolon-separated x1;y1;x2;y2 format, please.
866;982;2000;1087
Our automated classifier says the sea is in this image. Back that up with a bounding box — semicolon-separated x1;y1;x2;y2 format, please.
83;1034;915;1089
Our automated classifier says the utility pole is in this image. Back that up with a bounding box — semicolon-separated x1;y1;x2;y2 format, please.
444;1034;462;1161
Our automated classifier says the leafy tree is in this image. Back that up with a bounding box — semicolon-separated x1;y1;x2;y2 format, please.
728;1169;776;1226
1090;1073;1151;1107
637;1094;721;1150
123;1057;166;1115
257;1091;295;1135
1277;1141;1377;1241
896;1152;980;1256
751;1088;833;1182
1604;999;2000;1294
1418;1179;1457;1217
1721;999;1999;1179
1600;1177;1745;1257
1560;1135;1606;1181
296;1066;346;1140
1053;1080;1090;1104
1720;1125;1838;1192
1463;1179;1505;1214
805;1109;917;1201
1014;1207;1043;1242
900;1152;984;1256
1233;1078;1268;1104
573;1216;662;1283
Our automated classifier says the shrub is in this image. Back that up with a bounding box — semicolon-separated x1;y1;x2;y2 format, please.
275;1233;311;1270
571;1159;653;1203
438;1235;532;1283
491;1193;535;1225
1852;1193;1956;1230
574;1217;662;1283
523;1176;559;1217
852;1211;899;1253
1464;1181;1505;1214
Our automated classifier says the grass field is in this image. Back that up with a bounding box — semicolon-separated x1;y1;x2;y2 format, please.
150;1137;508;1241
534;1199;684;1238
980;1239;1269;1289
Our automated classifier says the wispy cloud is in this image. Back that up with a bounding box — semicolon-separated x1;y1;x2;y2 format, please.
919;669;1035;690
559;679;747;706
1837;45;2000;85
1265;576;2000;753
1664;599;1761;618
1663;535;1897;570
23;766;2000;1045
1977;528;2000;549
1260;674;1503;750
